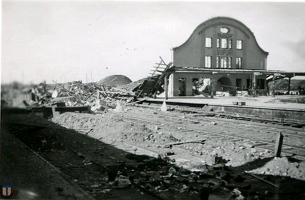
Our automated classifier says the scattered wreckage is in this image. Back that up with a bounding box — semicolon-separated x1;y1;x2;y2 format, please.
19;81;137;117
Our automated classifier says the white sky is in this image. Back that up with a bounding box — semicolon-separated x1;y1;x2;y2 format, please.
2;1;305;84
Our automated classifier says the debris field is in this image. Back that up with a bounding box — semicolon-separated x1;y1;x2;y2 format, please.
1;79;305;200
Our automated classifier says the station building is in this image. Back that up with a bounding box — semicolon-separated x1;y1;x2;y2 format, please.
165;17;290;97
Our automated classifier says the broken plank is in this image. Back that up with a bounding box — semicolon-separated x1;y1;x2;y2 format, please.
154;63;168;66
55;106;91;113
245;172;279;188
163;139;206;148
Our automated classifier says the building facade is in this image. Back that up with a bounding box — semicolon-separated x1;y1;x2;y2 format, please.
168;17;269;97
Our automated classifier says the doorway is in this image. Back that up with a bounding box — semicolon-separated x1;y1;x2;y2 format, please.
216;77;232;91
179;78;186;96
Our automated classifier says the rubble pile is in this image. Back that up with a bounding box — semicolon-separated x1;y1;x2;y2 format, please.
50;112;287;199
246;157;305;180
26;81;136;111
170;139;274;167
100;156;239;200
52;112;274;168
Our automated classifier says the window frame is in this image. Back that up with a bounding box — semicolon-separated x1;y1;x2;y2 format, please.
236;40;243;50
236;57;242;69
205;38;212;48
221;38;228;49
205;56;212;68
228;57;232;68
220;57;227;68
229;39;232;49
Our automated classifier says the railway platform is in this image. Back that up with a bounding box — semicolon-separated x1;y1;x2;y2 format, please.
141;95;305;122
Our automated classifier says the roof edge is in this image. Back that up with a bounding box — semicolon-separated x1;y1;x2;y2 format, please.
173;16;268;55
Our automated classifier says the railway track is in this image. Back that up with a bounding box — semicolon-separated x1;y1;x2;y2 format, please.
134;103;305;129
113;114;305;160
116;105;305;160
131;103;305;139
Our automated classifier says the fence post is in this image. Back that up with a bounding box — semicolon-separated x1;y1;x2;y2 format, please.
274;132;284;157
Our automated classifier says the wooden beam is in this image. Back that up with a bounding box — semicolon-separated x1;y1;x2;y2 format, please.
274;132;284;157
164;76;168;100
245;172;279;188
155;63;168;66
163;139;206;148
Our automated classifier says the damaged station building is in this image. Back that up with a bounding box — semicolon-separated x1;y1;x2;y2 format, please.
155;17;305;98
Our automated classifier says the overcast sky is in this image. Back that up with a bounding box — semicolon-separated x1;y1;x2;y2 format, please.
2;1;305;84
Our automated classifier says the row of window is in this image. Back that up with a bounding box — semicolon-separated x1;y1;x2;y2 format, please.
205;38;243;49
205;56;242;69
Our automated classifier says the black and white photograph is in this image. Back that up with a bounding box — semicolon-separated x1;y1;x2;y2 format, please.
1;1;305;199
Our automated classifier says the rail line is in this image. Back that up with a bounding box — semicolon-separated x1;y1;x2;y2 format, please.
131;103;305;139
134;103;305;129
108;109;305;160
126;116;305;156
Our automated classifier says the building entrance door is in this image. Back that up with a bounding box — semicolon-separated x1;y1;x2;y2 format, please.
216;77;232;91
178;78;186;96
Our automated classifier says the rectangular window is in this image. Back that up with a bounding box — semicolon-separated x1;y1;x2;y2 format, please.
236;57;242;68
217;39;220;48
237;40;243;49
228;57;232;68
229;39;232;49
221;38;227;48
205;56;212;68
205;38;212;48
220;57;227;68
216;57;219;68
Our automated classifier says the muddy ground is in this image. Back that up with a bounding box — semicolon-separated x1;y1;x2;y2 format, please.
1;103;305;200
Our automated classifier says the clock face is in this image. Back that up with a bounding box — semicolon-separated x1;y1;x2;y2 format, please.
220;27;229;33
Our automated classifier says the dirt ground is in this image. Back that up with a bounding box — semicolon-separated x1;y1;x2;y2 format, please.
51;104;305;177
1;102;305;200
